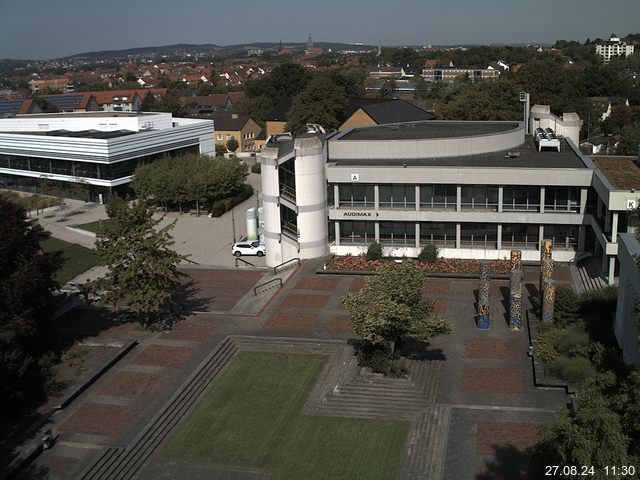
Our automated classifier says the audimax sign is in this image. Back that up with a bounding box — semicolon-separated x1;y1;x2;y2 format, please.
342;211;379;217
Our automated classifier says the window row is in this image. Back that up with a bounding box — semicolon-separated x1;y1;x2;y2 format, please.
328;184;581;213
333;221;578;250
0;146;199;181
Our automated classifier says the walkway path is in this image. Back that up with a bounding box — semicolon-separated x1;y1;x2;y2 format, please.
22;259;568;480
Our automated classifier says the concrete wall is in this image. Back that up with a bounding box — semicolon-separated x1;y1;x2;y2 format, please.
614;233;640;369
529;105;582;147
329;122;524;160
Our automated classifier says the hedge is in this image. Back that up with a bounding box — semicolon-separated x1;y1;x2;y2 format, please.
210;184;254;217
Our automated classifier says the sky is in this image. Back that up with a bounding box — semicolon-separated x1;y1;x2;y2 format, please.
1;0;639;60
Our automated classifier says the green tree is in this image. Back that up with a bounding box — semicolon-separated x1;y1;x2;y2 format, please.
140;92;158;111
234;95;273;126
436;78;522;120
528;373;631;479
378;78;397;99
245;63;312;104
617;123;640;155
285;77;347;134
0;196;60;413
343;262;452;350
226;136;239;153
88;197;188;327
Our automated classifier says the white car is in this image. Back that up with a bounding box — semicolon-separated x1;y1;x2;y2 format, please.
232;240;265;257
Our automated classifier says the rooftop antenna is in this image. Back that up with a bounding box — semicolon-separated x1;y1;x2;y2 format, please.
519;92;530;134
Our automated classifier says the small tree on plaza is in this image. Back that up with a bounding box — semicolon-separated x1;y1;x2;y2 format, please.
87;197;188;327
343;261;452;358
226;136;239;153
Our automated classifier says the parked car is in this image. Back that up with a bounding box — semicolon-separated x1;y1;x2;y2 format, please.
232;240;265;257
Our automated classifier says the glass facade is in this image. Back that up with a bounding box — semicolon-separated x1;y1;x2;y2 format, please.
420;222;456;247
503;186;541;211
280;204;298;239
379;184;415;208
339;221;375;244
460;223;498;248
502;224;539;249
544;224;578;250
278;158;296;201
544;187;580;212
339;184;374;208
379;221;416;245
0;145;199;181
420;184;456;209
461;185;499;211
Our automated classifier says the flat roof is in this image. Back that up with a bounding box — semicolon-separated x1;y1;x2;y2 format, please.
593;156;640;190
338;121;520;141
15;112;157;119
0;129;139;139
329;136;586;169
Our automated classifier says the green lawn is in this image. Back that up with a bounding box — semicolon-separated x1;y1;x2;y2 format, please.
42;237;99;285
158;352;409;480
73;218;113;234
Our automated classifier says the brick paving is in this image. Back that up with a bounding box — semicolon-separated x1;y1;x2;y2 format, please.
99;371;168;399
279;292;331;309
326;314;354;334
60;402;138;437
294;276;341;291
464;338;518;360
476;421;539;454
29;260;573;480
130;345;194;368
180;268;264;311
263;311;320;331
159;320;217;342
463;367;525;394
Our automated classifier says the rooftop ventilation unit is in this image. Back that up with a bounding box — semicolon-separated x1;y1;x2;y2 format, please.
535;127;561;152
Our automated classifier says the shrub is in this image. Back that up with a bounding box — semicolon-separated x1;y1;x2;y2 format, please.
553;286;581;326
355;345;408;377
554;325;590;357
418;244;439;264
251;163;261;174
209;200;226;217
535;324;560;363
366;242;383;260
546;355;596;386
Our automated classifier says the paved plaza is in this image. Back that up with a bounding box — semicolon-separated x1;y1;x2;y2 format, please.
18;258;571;480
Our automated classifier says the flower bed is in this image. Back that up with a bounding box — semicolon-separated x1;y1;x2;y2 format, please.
326;255;511;275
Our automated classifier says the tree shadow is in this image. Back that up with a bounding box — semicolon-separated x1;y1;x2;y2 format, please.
401;338;447;361
476;444;531;480
499;286;511;328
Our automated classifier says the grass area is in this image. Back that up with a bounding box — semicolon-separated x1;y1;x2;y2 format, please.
0;190;63;211
42;237;99;285
158;352;409;480
73;218;113;234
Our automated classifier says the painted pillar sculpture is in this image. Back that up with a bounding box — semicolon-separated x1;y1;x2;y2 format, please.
540;257;555;295
509;269;523;330
542;279;557;323
510;250;522;272
477;261;491;329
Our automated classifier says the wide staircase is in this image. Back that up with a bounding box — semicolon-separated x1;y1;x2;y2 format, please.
577;257;608;292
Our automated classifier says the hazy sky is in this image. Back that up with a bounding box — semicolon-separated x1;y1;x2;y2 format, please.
1;0;639;59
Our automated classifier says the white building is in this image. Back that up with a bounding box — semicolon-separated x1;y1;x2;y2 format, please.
0;112;214;202
259;106;640;284
595;35;635;64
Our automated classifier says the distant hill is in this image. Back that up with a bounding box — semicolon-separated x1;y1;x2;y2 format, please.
62;41;378;61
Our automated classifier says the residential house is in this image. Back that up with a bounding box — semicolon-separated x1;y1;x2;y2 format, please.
0;98;41;117
28;75;74;93
339;98;436;131
422;65;500;83
181;92;246;116
93;88;168;112
37;93;100;113
211;113;262;152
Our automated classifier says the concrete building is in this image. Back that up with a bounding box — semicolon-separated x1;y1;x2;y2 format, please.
595;35;635;64
258;106;640;285
0;112;214;202
421;66;500;83
614;233;640;369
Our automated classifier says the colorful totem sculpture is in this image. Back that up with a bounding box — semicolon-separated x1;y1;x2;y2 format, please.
540;257;555;295
510;250;522;271
509;268;523;330
542;279;557;323
477;261;491;329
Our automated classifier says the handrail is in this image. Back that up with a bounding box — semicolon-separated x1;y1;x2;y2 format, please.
273;257;300;274
254;277;283;296
235;257;255;267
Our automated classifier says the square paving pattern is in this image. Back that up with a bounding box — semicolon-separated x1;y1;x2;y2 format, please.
179;269;264;311
476;421;540;454
99;371;168;399
294;276;341;291
60;402;138;437
464;338;518;360
279;292;331;309
160;320;218;342
263;312;320;331
131;345;194;369
463;367;524;394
